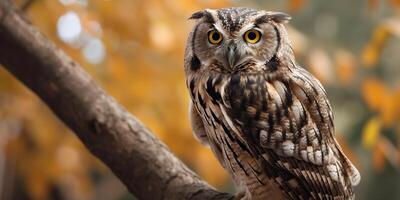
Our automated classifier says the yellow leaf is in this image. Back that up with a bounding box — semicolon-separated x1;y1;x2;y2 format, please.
362;117;381;149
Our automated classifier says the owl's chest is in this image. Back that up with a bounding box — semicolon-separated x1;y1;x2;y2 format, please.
191;73;266;151
191;73;277;131
194;73;269;108
191;74;287;197
191;72;295;153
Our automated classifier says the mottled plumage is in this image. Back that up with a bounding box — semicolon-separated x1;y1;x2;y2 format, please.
184;7;360;200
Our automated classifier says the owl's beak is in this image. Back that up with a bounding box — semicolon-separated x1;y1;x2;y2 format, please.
227;43;239;69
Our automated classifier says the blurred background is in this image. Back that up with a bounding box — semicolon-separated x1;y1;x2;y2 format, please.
0;0;399;199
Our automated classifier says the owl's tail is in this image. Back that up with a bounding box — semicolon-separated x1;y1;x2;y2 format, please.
334;138;361;187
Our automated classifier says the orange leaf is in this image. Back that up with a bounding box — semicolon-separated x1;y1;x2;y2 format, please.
394;88;400;120
368;0;380;10
361;79;387;111
362;25;390;67
288;0;307;12
372;141;386;171
335;50;356;86
380;93;397;126
388;0;400;7
361;44;379;67
378;137;399;168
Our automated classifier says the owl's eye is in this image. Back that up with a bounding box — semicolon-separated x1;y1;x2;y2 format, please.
244;29;261;44
208;30;223;45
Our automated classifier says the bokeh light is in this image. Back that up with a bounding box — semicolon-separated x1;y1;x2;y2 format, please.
82;37;106;64
57;11;82;44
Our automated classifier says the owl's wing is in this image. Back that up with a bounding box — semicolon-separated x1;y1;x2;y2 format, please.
189;101;209;145
220;68;360;199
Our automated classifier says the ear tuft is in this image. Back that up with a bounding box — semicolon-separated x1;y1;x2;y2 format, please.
188;10;215;24
189;11;205;20
269;12;291;24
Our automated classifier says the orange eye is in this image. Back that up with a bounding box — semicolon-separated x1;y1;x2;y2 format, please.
244;29;261;44
208;30;223;44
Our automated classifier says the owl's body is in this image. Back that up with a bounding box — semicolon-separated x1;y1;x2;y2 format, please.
184;8;360;200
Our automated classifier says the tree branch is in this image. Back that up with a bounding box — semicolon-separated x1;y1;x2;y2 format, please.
0;1;233;199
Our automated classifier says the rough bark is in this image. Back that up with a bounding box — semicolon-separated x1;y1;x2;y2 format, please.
0;1;233;199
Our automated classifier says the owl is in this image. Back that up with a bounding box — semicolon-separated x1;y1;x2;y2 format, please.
184;7;360;200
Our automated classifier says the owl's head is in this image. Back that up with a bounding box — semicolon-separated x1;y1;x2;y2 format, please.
185;7;293;74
